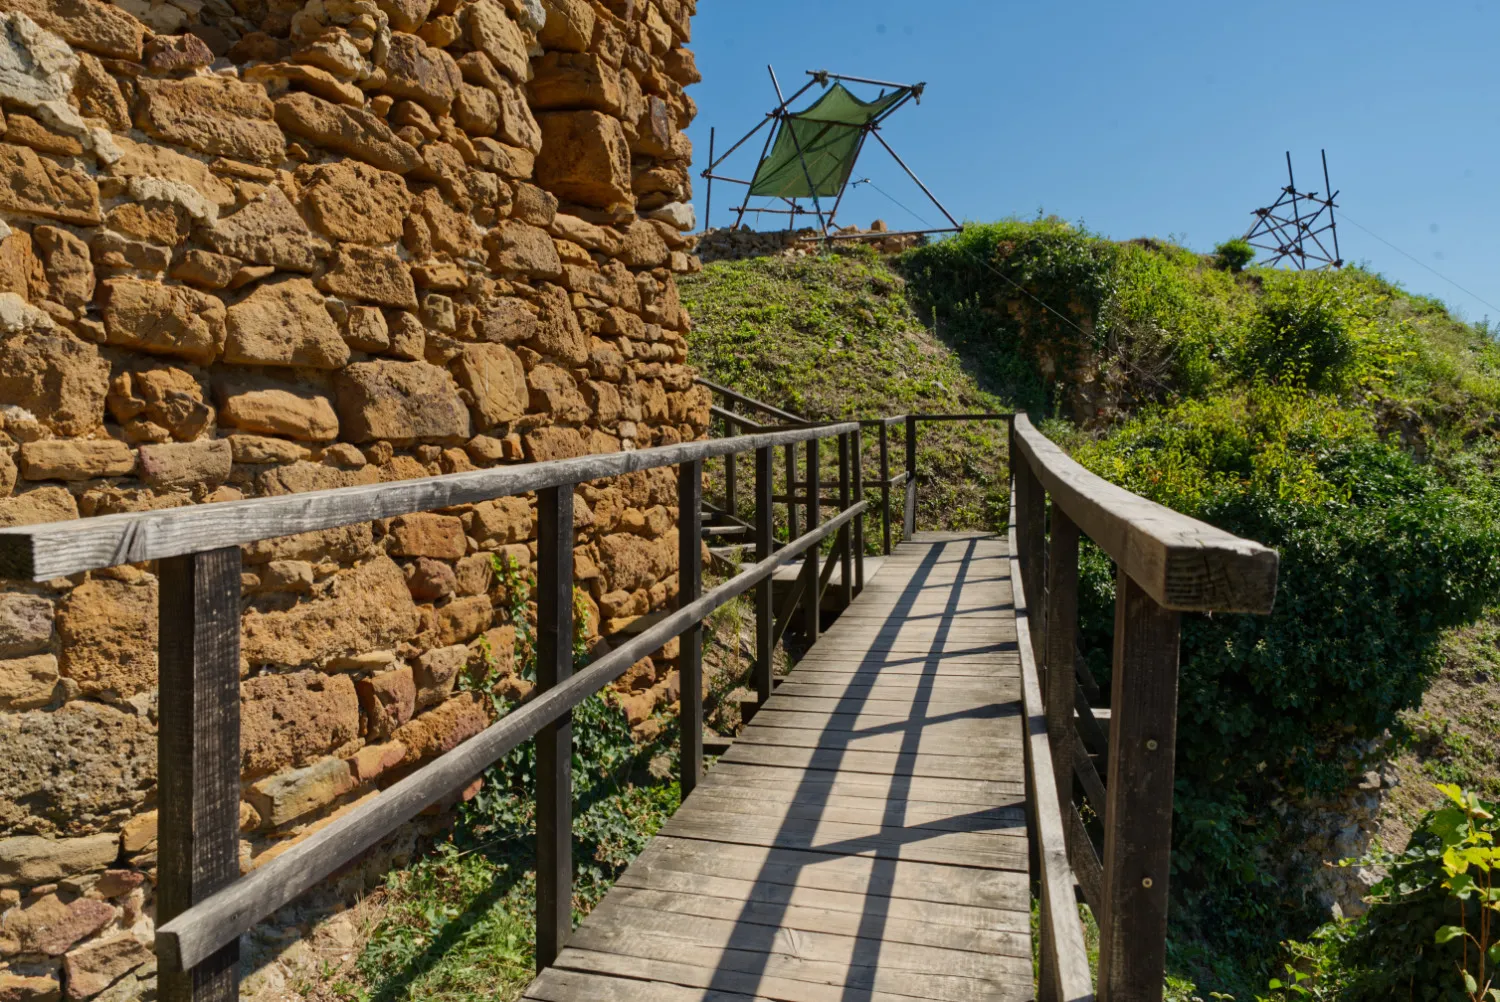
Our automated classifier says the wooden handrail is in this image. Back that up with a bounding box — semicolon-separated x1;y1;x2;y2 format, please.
1010;413;1278;613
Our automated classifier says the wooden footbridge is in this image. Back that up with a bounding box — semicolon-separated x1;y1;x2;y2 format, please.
0;387;1278;1002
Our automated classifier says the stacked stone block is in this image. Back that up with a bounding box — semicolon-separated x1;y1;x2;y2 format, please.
0;0;704;996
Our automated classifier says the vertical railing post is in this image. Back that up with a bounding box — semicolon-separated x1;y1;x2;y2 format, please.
837;431;853;610
878;422;892;555
851;425;865;596
784;443;798;542
1013;441;1047;667
1044;510;1080;812
158;547;242;1002
753;447;773;710
902;415;918;539
678;459;704;795
724;419;738;519
802;436;821;642
1097;571;1181;1002
535;485;575;969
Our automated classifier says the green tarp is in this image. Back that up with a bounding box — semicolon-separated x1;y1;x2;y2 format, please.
748;83;909;200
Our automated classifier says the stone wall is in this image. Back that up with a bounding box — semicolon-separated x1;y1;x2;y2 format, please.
696;221;921;263
0;0;703;996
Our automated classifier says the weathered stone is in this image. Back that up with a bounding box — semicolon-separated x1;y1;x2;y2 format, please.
106;135;235;221
98;278;226;365
348;740;406;783
169;249;237;289
202;185;327;273
0;230;40;303
342;305;390;352
528;285;589;364
242;61;364;106
548;213;622;255
476;295;540;344
496;77;542;153
2;892;113;955
464;496;531;544
465;0;529;81
260;559;313;593
17;439;132;481
597;530;666;591
62;933;150;999
72;51;127;131
106;366;212;443
142;31;213;72
136;439;232;488
393;691;488;764
88;229;169;272
0;654;57;710
485;219;563;279
217;381;339;442
382;32;461;114
0;972;60;1001
375;0;435;32
224;278;348;369
0;486;78;527
135;76;285;163
298;161;410;245
512;183;559;227
538;0;596;52
405;557;457;601
535;111;632;209
0;832;119;886
4;0;141;59
449;342;527;429
334;361;471;444
246;755;355;827
274;92;422;174
255;460;380;495
448;83;498;139
454;552;494;595
619;218;670;267
239;670;359;775
228;434;310;465
387;513;466;559
435;594;492;645
292;28;364;79
317;245;418;310
528;363;589;421
528;51;622;114
31;226;92;310
356;664;415;739
242;557;421;668
413;643;467;708
0;595;52;659
56;573;156;699
0;144;99;225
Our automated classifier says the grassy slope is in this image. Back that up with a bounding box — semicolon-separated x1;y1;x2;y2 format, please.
680;247;1012;534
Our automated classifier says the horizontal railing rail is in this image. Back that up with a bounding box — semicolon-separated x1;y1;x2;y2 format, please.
1009;412;1279;1001
0;419;864;1002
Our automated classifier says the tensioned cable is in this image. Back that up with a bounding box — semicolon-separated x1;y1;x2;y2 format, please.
1336;209;1500;317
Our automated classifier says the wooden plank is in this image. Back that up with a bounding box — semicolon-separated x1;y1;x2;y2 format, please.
1097;570;1181;1002
535;485;574;969
754;694;1017;719
1008;498;1096;1002
0;422;862;582
627;837;1030;911
1011;413;1278;612
700;762;1027;804
601;886;1032;959
525;967;775;1002
718;741;1020;782
740;707;1020;738
728;724;1021;758
157;548;241;1002
661;813;1029;872
679;786;1026;836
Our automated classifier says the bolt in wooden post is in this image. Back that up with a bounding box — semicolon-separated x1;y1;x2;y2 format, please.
678;458;704;795
157;547;242;1002
1044;509;1080;812
753;447;774;708
1097;570;1182;1002
837;432;853;610
802;438;821;642
851;426;865;596
879;423;892;554
535;485;575;969
903;415;917;539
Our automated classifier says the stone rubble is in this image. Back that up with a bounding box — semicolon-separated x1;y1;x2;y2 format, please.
0;0;705;995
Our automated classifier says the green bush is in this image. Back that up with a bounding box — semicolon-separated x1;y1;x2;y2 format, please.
1214;238;1256;272
1071;389;1500;945
1239;274;1358;390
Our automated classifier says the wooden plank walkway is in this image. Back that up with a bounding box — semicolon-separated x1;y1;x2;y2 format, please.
524;531;1031;1002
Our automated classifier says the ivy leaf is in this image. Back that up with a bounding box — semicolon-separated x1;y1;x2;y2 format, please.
1436;925;1467;943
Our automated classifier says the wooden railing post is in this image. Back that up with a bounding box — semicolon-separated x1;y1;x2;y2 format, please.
724;423;738;517
678;459;704;794
851;426;865;596
1097;570;1181;1002
158;548;242;1002
784;443;799;541
1044;510;1080;813
1013;440;1047;667
878;422;892;555
802;437;821;642
903;414;917;539
837;431;853;610
535;485;575;969
753;447;773;709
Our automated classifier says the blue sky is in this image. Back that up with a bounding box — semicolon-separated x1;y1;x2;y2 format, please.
684;1;1500;323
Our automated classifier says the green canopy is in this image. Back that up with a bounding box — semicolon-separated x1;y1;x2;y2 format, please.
748;83;910;200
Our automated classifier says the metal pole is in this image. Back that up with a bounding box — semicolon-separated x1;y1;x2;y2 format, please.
705;126;714;232
1322;149;1342;265
868;129;961;230
1286;151;1304;270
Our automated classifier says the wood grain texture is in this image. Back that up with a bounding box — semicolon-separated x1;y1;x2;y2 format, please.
0;422;860;581
525;532;1036;1001
679;459;705;795
535;485;575;969
1011;413;1278;613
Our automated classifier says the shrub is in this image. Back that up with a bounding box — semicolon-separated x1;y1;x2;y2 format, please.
1215;238;1256;272
1239;274;1357;390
